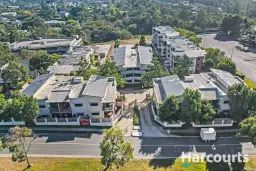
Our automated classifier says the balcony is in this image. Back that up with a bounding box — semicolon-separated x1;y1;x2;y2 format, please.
103;103;114;112
49;107;72;113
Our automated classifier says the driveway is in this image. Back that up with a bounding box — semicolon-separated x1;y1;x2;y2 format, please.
139;102;178;137
201;33;256;83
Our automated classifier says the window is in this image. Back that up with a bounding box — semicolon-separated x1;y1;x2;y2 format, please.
75;103;83;107
91;112;99;115
39;105;45;108
224;101;229;104
90;103;98;106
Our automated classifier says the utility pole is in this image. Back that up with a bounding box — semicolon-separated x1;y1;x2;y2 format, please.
231;42;236;60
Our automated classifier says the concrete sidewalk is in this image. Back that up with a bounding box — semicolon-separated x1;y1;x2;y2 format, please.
0;126;103;133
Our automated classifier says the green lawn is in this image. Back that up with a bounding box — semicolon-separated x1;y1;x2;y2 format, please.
244;78;256;89
0;157;254;171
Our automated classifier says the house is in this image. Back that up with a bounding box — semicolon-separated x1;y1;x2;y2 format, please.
44;20;66;27
153;69;244;115
9;36;82;54
1;12;17;17
20;74;118;126
113;45;153;84
152;26;205;73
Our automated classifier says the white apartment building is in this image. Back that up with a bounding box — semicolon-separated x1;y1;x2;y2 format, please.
152;26;206;73
113;45;153;84
21;74;117;121
153;69;244;115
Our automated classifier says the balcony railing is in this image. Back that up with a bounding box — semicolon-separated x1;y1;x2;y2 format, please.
49;108;72;113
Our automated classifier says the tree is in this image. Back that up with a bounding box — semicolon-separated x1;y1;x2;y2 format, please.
6;126;36;168
172;55;193;79
114;39;120;48
181;88;202;123
217;58;236;74
204;48;221;69
1;61;29;90
100;127;134;171
99;61;126;88
29;55;52;73
139;36;147;46
79;68;100;80
0;94;6;111
199;99;216;123
1;94;39;124
159;95;180;123
141;57;170;88
237;117;256;146
20;50;48;60
227;84;256;121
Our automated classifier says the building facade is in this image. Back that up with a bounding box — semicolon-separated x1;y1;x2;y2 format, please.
152;26;205;73
113;45;153;84
21;74;117;121
153;69;244;115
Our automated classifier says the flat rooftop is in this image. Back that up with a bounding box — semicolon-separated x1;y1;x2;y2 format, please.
113;45;152;68
47;65;75;75
10;38;81;51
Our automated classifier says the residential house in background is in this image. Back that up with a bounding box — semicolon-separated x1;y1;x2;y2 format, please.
153;69;244;115
44;20;66;27
20;74;118;126
9;36;82;54
113;45;153;84
152;26;205;73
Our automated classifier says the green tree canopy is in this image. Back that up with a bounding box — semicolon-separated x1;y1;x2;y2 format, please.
228;84;256;122
1;61;29;90
172;55;193;79
199;99;216;123
141;57;170;88
158;95;180;123
139;36;147;46
181;88;202;123
237;117;256;146
217;58;236;74
0;94;39;124
99;61;126;88
114;39;120;48
100;127;134;171
6;126;36;168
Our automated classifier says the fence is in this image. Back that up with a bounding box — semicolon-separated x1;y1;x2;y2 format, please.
34;117;80;126
0;118;25;126
192;118;233;127
90;109;123;127
151;103;184;128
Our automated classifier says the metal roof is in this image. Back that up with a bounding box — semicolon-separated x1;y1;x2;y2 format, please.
160;75;185;98
138;46;153;65
82;75;108;97
21;73;54;96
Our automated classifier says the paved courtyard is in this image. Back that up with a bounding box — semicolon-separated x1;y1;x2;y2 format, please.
201;33;256;83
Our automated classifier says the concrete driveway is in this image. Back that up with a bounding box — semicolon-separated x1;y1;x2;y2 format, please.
202;33;256;83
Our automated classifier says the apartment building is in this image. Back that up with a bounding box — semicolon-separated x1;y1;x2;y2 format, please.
113;45;153;84
21;74;117;121
153;69;244;115
152;26;206;73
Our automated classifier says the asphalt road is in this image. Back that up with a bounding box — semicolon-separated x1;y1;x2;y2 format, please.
202;33;256;83
0;133;255;158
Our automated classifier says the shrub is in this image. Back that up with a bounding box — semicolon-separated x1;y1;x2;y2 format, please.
133;106;140;126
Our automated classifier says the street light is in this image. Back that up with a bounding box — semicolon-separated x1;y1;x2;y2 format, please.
231;42;236;60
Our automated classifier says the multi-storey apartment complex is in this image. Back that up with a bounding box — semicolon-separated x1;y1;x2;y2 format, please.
113;45;153;84
21;74;117;122
152;26;206;73
153;69;244;115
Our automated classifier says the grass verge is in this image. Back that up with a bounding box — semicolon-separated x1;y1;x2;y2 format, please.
244;78;256;88
0;157;254;171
